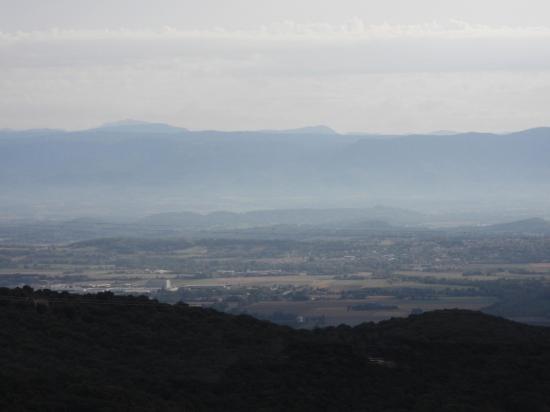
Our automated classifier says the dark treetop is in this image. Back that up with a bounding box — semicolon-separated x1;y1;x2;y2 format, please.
1;287;550;411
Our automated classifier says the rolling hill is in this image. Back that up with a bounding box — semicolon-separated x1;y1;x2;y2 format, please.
1;287;550;411
1;123;549;217
481;217;550;234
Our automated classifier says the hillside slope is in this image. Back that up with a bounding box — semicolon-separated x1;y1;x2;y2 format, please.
1;287;550;411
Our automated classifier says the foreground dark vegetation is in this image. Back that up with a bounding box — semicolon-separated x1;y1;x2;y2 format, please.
2;287;550;411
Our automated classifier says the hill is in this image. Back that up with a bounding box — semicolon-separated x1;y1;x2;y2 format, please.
0;205;426;244
138;206;426;229
1;125;549;217
481;217;550;234
1;287;550;411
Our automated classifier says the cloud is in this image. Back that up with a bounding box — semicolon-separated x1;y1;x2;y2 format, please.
1;20;550;73
3;19;550;42
1;20;550;132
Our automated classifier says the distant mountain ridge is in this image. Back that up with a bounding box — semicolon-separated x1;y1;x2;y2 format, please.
0;211;548;244
138;206;426;229
0;123;549;217
481;217;550;234
2;121;549;137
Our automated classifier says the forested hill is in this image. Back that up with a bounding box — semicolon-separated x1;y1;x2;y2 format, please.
2;287;550;411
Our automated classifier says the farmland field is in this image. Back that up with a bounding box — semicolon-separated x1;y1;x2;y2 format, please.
1;231;550;327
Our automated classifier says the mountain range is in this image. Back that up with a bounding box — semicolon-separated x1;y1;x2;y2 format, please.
1;121;549;218
1;205;549;244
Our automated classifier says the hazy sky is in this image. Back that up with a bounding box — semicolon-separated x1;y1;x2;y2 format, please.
1;0;550;133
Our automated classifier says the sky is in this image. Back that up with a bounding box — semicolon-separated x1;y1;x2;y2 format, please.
1;0;550;133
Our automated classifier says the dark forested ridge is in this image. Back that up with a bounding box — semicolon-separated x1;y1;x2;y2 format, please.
2;287;550;411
